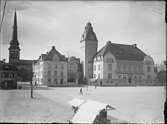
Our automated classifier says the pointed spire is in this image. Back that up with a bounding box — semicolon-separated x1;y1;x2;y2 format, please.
80;22;98;42
12;11;18;41
9;11;20;50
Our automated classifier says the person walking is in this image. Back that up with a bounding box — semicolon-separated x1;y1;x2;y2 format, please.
80;88;83;95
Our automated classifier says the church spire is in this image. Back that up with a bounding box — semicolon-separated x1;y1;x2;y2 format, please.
12;11;18;41
9;11;20;64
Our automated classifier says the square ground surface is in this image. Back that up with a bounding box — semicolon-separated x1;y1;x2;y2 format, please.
0;86;165;123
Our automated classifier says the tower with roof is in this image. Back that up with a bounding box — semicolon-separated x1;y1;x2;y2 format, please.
80;22;98;80
9;11;20;64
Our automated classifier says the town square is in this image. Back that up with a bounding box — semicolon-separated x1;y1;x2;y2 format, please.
0;1;166;123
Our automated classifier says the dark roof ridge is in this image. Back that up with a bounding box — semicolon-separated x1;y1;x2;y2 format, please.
93;41;147;61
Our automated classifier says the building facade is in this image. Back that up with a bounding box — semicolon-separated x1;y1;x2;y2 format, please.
93;41;156;86
80;22;98;80
0;61;18;89
33;46;68;86
67;56;83;84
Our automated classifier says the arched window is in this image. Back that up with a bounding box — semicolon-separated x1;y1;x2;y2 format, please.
147;75;150;79
123;75;126;80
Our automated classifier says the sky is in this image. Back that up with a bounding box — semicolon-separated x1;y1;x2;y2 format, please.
0;1;166;64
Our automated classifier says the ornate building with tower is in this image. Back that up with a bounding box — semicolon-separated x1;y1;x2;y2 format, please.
80;22;98;80
80;22;156;86
8;12;34;81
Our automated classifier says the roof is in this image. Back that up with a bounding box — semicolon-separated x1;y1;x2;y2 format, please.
68;98;84;108
19;59;34;64
70;99;114;123
94;41;146;61
39;46;67;61
80;22;98;42
0;63;17;71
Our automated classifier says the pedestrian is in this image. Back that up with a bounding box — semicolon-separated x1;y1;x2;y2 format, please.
80;88;83;95
95;84;97;89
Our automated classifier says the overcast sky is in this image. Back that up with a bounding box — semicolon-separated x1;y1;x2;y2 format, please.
0;1;165;64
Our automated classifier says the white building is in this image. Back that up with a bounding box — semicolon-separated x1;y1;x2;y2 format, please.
33;46;68;86
93;41;156;86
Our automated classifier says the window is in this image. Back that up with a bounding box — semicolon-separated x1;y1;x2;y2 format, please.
48;78;51;82
134;65;137;73
106;58;113;63
139;76;142;80
98;65;100;71
55;65;57;69
108;73;112;79
61;65;64;69
1;73;3;78
98;73;100;79
118;75;121;79
9;73;14;78
54;78;57;84
128;65;131;72
48;71;51;76
147;75;150;79
54;71;57;76
61;72;63;77
108;64;112;71
147;66;151;72
134;76;137;80
94;65;96;71
123;64;126;72
60;79;63;84
123;75;126;80
138;65;142;73
48;63;51;69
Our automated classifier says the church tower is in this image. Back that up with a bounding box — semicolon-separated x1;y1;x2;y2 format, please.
9;11;20;64
80;22;98;80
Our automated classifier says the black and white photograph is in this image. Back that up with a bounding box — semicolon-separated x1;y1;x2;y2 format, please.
0;0;166;123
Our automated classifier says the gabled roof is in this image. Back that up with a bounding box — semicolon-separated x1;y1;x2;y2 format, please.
94;41;146;61
39;46;66;61
20;59;34;64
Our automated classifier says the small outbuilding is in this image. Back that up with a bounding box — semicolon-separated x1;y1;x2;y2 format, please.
68;98;115;124
0;61;18;89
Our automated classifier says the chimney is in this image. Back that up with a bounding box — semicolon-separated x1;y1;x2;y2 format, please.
52;46;55;49
132;44;137;48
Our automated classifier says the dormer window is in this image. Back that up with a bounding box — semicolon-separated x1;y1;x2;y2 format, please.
53;55;59;61
106;58;114;63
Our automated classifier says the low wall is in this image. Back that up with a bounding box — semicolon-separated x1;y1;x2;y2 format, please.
90;79;164;86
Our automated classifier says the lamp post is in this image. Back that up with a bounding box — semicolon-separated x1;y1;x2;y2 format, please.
30;81;33;99
30;72;34;99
